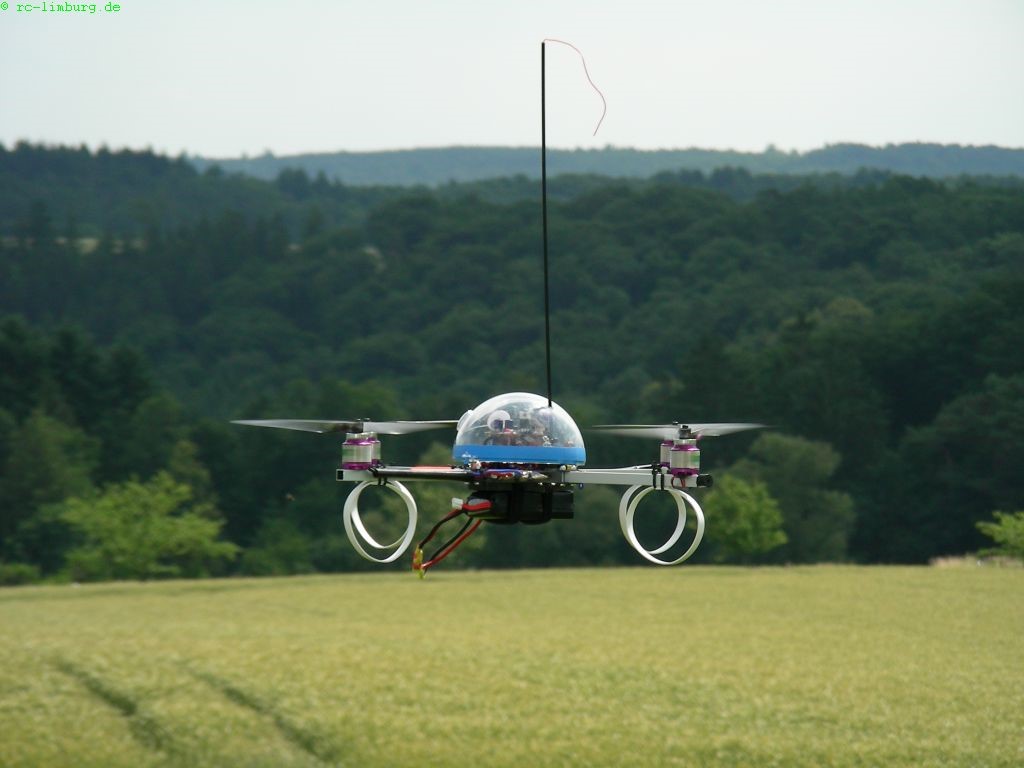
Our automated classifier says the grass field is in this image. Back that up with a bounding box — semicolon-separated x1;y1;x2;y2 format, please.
1;566;1021;767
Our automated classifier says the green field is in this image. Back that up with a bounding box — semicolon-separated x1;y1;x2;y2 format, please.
1;567;1021;767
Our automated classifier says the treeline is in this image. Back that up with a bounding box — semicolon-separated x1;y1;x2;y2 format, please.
9;141;968;239
191;142;1024;186
0;142;406;238
1;147;1023;582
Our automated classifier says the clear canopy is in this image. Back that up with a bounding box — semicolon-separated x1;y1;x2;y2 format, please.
453;392;586;466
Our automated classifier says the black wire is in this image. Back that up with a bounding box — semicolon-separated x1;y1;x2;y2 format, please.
417;508;462;552
541;41;552;407
426;516;474;564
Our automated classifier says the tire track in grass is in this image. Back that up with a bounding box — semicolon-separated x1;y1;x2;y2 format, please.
52;657;180;758
186;666;340;765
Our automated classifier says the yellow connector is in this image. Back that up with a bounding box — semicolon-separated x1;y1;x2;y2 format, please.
412;547;425;578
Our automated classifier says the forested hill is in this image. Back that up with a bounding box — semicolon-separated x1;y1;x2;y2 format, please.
191;143;1024;186
8;140;985;239
0;142;409;238
2;145;1023;583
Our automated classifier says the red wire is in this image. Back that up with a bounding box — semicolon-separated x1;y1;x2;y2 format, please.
416;508;463;550
421;520;483;571
541;38;607;136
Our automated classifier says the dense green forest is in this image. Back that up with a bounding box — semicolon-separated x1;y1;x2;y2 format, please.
0;142;409;238
2;144;1023;583
191;143;1024;186
7;141;967;237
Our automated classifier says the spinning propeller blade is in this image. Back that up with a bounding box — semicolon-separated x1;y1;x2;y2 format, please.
590;423;766;439
231;419;457;435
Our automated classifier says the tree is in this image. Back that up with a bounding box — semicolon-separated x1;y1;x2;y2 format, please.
731;433;855;562
0;318;47;421
0;410;97;551
111;393;187;480
24;199;53;243
46;327;105;431
61;472;238;581
755;305;890;469
889;374;1024;561
166;438;217;507
703;475;787;563
976;511;1024;562
238;517;315;576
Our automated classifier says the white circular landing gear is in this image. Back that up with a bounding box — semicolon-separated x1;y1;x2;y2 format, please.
618;485;705;565
343;480;418;563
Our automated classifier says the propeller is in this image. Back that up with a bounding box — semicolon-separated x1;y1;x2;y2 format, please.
590;422;766;440
231;419;458;435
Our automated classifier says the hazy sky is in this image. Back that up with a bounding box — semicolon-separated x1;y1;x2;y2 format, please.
1;0;1022;158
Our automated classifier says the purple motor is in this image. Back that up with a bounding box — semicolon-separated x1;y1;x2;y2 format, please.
342;432;381;470
660;440;674;467
668;438;700;476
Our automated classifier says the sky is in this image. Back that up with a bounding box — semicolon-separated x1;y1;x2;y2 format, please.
1;0;1022;158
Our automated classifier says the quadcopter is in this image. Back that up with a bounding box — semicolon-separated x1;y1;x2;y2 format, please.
232;42;763;574
233;403;761;574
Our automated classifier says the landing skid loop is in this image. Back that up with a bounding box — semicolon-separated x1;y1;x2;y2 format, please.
343;480;418;563
618;485;705;565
